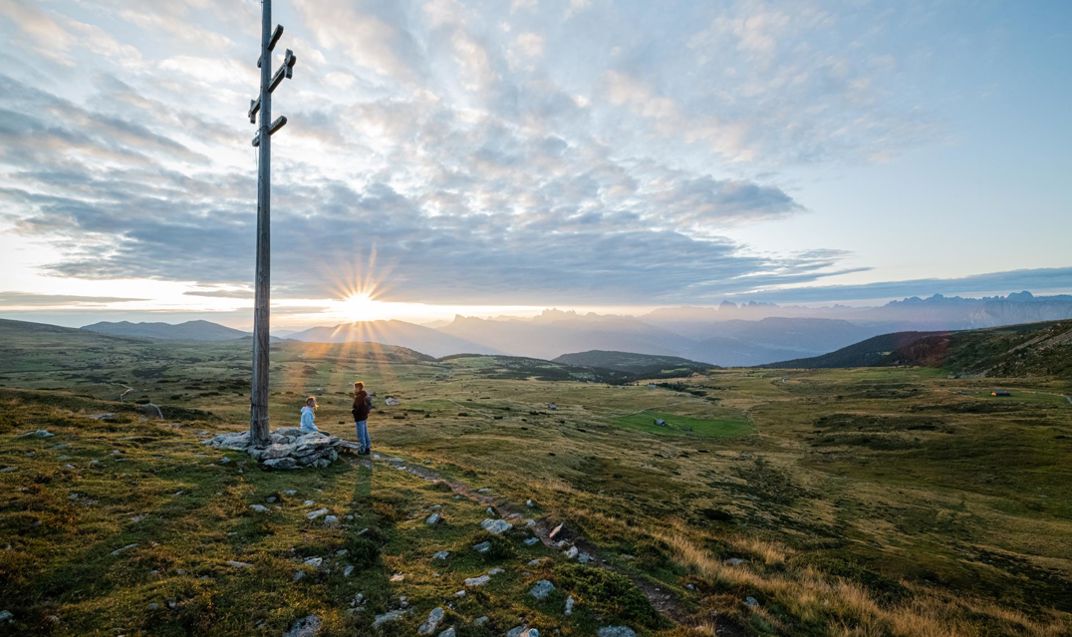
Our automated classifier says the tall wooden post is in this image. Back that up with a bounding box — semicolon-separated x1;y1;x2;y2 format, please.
248;0;296;447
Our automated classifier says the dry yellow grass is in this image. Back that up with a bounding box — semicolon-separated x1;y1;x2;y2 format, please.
653;527;1071;637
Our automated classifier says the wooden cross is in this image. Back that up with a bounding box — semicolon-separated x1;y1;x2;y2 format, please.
248;0;297;447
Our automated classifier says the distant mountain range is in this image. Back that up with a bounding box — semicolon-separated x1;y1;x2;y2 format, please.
766;319;1072;378
70;292;1072;366
82;320;248;341
286;320;496;359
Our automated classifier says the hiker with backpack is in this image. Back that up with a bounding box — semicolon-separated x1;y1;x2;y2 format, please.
352;381;372;455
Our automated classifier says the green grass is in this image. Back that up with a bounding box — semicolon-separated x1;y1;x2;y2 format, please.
615;409;753;438
0;323;1069;636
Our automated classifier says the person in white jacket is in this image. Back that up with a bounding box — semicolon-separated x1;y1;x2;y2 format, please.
299;396;319;433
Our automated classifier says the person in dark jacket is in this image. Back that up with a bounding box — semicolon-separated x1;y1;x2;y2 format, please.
352;381;371;455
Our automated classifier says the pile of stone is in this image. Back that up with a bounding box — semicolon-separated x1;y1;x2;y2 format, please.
202;427;341;470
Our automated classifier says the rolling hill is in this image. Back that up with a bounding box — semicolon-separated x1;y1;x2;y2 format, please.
82;320;248;341
553;350;714;378
766;319;1072;377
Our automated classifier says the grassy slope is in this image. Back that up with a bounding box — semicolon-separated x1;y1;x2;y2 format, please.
0;322;1070;636
766;319;1072;378
553;351;714;378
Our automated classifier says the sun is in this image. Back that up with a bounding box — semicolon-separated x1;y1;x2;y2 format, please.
338;291;385;322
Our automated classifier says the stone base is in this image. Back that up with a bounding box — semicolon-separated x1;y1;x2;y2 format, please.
202;427;342;470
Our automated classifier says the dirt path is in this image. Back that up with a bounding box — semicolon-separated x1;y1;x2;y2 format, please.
337;442;707;627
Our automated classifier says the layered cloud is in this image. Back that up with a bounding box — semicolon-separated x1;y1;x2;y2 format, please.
0;0;1015;308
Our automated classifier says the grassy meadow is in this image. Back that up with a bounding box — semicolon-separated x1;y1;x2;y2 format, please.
0;321;1070;636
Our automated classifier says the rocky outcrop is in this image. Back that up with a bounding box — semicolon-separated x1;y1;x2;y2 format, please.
202;428;341;470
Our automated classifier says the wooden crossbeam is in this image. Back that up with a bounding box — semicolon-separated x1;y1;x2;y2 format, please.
251;116;288;146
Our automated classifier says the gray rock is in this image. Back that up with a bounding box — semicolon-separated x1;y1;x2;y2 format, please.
110;543;138;556
488;567;504;575
725;557;745;566
745;596;760;608
292;570;304;582
523;537;540;546
507;627;538;637
564;546;579;560
432;550;450;561
439;628;456;637
264;457;297;470
426;512;442;526
284;615;321;637
250;504;269;513
480;518;512;535
322;515;339;526
303;557;323;569
526;499;535;507
283;489;298;496
371;610;406;628
303;500;315;506
306;508;329;520
464;574;490;587
417;607;445;635
342;564;354;577
18;429;54;438
226;560;253;569
0;610;12;623
472;541;492;554
597;628;635;637
529;579;555;600
474;616;489;626
564;595;575;616
203;431;250;450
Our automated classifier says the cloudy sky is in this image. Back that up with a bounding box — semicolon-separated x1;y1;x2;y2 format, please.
1;0;1070;327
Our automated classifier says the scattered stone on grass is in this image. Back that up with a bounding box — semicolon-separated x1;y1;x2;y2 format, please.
529;579;555;600
725;557;745;566
472;541;492;554
481;518;512;534
303;557;323;569
226;560;253;569
250;504;269;513
597;627;635;637
417;607;445;635
507;626;538;637
371;610;406;628
306;508;329;521
390;573;405;582
464;574;490;587
474;616;489;626
110;543;138;557
426;512;443;525
564;546;579;560
343;565;354;577
323;515;339;526
284;615;321;637
433;550;450;561
18;429;54;438
524;537;540;546
565;595;575;616
745;596;760;608
439;628;456;637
